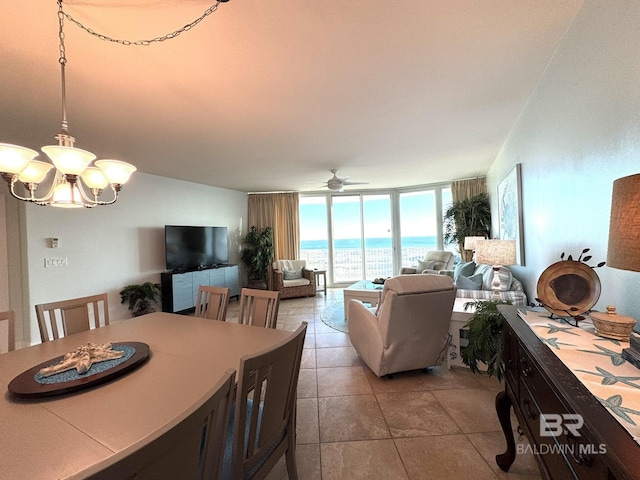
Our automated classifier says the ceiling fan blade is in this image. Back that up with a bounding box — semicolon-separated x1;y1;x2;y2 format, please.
342;180;369;185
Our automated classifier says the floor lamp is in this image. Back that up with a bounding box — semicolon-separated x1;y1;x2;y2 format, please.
475;240;517;301
607;173;640;368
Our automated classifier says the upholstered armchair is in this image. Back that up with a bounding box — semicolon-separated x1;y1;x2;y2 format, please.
272;259;316;299
399;250;455;275
348;274;457;377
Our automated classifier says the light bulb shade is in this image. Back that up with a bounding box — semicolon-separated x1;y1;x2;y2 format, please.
475;239;516;266
0;143;38;174
41;145;96;175
95;159;137;185
18;160;54;184
51;181;84;208
464;236;485;251
81;167;109;190
607;173;640;272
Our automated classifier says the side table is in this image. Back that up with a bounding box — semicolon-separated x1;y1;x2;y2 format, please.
314;269;327;295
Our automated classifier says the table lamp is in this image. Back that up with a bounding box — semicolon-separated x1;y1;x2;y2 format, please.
607;173;640;368
475;239;517;301
464;236;485;261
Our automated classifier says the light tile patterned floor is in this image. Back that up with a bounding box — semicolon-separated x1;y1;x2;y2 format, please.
225;289;542;479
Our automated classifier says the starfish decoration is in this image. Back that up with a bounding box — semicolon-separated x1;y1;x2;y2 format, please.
576;366;640;388
540;337;575;350
577;345;626;366
39;342;124;377
596;394;640;426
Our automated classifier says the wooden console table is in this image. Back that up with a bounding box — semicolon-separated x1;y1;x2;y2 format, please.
496;305;640;479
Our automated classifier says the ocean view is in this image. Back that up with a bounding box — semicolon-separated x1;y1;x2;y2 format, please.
300;236;445;282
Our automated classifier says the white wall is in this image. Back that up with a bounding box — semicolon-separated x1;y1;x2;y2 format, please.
487;0;640;323
10;172;246;345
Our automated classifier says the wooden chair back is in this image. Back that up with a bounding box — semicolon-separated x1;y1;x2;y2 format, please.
225;323;307;479
0;310;15;353
35;293;109;343
195;285;230;321
238;288;280;329
85;369;236;480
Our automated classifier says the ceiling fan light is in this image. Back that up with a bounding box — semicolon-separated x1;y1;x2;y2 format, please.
81;167;109;189
18;160;54;184
95;159;137;185
0;143;39;174
42;145;96;175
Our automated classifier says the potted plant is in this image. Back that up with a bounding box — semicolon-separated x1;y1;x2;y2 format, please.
461;299;511;381
120;282;162;317
443;192;491;262
240;226;274;290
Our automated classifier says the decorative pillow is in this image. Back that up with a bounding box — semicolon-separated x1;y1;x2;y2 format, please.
283;268;303;280
453;261;476;282
417;260;436;272
456;273;483;290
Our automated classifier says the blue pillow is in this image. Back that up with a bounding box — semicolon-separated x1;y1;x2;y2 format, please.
453;261;476;281
456;273;483;290
283;268;302;280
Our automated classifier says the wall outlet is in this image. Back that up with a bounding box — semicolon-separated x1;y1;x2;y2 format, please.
44;257;68;268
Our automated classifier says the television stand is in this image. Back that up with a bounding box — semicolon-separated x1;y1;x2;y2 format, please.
161;264;240;314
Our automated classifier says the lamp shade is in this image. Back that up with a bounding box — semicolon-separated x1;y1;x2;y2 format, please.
464;236;485;251
0;143;38;174
18;160;54;184
42;145;96;175
475;239;516;266
95;160;137;185
607;173;640;272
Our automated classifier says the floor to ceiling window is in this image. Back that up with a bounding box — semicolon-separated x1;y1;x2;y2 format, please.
300;185;451;286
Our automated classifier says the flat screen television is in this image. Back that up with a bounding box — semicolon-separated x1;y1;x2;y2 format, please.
165;225;229;272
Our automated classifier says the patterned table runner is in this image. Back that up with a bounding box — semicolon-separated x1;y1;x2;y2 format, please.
517;308;640;444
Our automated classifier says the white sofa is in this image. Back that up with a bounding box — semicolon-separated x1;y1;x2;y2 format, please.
440;261;527;306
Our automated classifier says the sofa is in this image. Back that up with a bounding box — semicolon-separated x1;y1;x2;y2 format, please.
348;274;457;377
271;259;316;299
440;261;528;306
399;250;455;275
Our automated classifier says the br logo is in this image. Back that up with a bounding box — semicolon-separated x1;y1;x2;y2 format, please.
540;414;584;437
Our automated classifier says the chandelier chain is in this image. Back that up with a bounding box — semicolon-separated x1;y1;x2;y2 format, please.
60;1;223;46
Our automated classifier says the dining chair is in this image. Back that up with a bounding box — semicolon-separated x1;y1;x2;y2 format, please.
222;323;307;480
0;310;15;353
35;293;109;343
85;369;236;480
195;285;230;321
238;288;280;329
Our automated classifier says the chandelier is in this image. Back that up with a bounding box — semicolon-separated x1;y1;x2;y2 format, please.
0;0;228;208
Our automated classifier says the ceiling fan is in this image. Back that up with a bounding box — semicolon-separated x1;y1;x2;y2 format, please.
313;169;369;192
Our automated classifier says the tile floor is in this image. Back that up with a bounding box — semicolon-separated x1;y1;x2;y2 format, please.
225;289;542;480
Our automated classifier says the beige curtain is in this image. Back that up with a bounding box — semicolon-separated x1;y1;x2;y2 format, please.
247;192;299;261
451;177;486;202
450;177;487;262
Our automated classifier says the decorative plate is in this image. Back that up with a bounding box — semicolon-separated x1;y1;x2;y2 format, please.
536;260;601;317
8;342;150;398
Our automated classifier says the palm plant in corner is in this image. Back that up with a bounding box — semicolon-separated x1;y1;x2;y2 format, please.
461;299;511;382
120;282;162;317
241;226;274;290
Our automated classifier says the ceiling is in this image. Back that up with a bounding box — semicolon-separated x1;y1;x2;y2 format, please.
1;1;583;193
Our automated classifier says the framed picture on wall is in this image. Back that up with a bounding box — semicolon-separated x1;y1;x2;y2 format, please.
497;163;525;265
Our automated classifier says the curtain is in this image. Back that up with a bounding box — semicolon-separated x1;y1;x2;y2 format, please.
450;177;487;262
247;192;299;260
451;177;486;202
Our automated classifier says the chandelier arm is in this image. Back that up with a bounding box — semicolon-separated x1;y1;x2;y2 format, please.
61;0;228;47
73;179;120;207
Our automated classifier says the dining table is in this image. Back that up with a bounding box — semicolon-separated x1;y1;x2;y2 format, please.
0;312;295;480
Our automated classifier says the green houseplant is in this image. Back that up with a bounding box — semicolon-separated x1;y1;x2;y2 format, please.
120;282;162;317
241;226;274;290
443;192;491;262
461;299;511;382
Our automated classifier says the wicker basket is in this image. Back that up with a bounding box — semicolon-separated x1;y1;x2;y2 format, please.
589;306;636;342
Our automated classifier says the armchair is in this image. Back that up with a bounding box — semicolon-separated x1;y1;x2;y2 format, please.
400;250;455;275
272;259;316;299
348;274;457;377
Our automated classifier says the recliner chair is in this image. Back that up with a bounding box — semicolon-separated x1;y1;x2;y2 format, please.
348;274;457;377
400;250;455;275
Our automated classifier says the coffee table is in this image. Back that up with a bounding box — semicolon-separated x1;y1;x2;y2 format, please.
343;280;384;319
